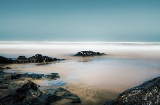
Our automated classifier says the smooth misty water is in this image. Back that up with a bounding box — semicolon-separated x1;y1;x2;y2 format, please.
1;42;160;104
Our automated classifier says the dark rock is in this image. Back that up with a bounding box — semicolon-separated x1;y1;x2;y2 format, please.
10;73;60;80
0;56;14;64
0;54;65;64
0;80;42;105
13;80;42;103
75;50;106;57
16;56;28;63
105;76;160;105
45;73;60;79
45;87;81;105
5;67;12;69
0;79;81;105
28;54;59;63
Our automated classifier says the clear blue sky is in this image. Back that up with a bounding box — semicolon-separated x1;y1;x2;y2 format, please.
0;0;160;41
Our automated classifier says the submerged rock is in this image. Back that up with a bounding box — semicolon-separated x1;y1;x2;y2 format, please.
5;67;12;69
75;50;106;57
105;76;160;105
45;73;60;79
0;81;81;105
11;73;60;80
45;87;81;105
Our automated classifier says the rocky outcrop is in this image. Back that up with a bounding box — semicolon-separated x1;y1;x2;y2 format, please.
105;76;160;105
27;54;60;63
0;80;81;105
45;87;81;105
75;51;106;57
0;80;42;105
0;56;14;63
0;54;65;64
10;73;60;80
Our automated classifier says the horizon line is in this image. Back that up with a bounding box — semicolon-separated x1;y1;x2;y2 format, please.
0;41;160;43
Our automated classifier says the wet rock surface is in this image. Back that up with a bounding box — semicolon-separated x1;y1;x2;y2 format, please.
0;54;65;64
105;76;160;105
45;87;81;105
0;80;81;105
0;56;14;64
0;68;80;105
0;80;42;105
75;51;106;57
10;73;60;80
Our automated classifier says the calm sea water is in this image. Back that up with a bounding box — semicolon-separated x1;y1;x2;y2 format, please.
1;42;160;104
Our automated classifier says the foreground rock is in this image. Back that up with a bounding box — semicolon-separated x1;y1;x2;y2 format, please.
75;51;106;57
0;80;81;105
105;76;160;105
0;54;65;64
0;80;42;105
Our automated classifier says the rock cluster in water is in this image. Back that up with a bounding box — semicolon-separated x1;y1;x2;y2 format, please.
0;54;65;64
0;80;81;105
75;50;106;57
0;56;14;63
0;70;81;105
105;76;160;105
11;73;60;80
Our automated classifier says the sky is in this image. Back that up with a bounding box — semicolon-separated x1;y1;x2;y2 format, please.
0;0;160;42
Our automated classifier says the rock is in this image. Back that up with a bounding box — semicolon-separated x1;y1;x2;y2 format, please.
0;80;42;105
13;80;42;103
105;76;160;105
0;56;14;64
28;54;59;63
5;67;12;69
0;81;81;105
45;73;60;79
75;50;106;57
10;73;60;80
16;56;28;63
45;87;81;105
0;54;65;64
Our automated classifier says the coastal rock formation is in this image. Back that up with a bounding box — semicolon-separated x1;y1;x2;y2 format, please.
45;87;81;105
10;73;60;80
75;51;106;57
27;54;59;63
105;76;160;105
0;54;65;64
0;80;42;105
0;80;81;105
0;56;14;63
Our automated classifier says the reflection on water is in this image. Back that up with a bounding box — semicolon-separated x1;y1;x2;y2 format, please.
36;62;52;66
4;57;160;104
42;79;67;87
